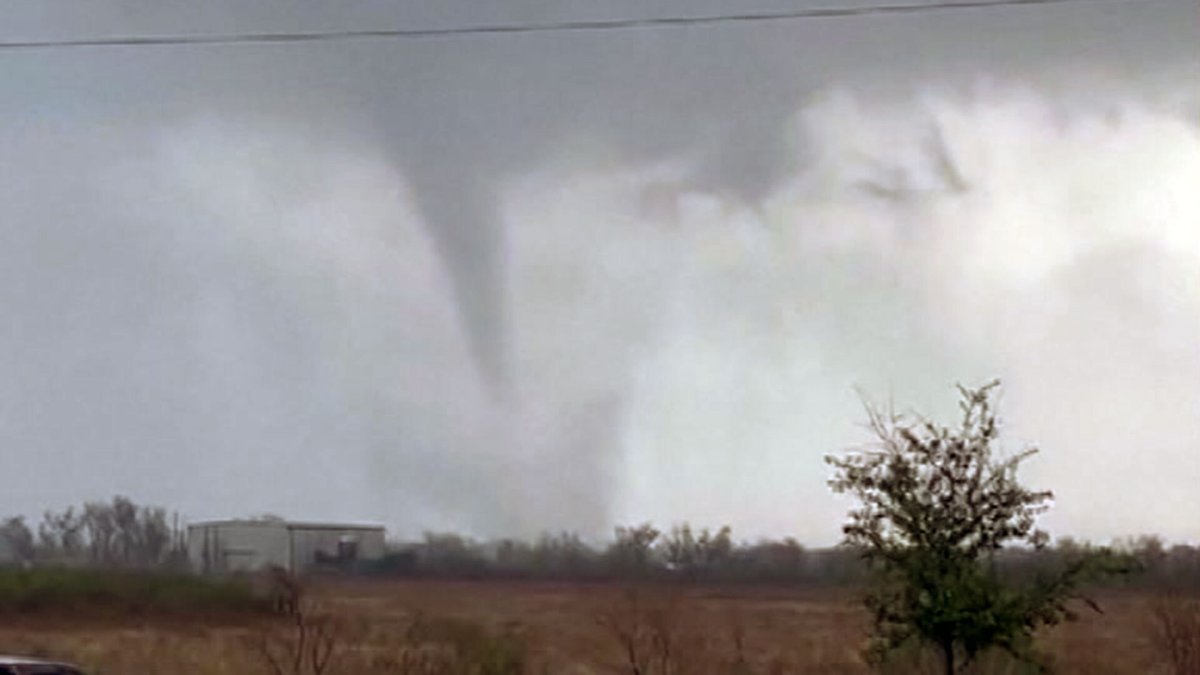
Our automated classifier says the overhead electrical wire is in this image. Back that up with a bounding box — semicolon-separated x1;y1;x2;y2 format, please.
0;0;1142;51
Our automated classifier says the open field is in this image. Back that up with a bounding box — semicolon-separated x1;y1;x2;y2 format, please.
0;578;1194;674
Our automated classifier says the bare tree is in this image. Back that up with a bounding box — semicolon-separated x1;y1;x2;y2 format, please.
256;600;343;675
608;524;662;577
660;524;733;580
82;501;117;565
38;507;84;559
0;516;35;564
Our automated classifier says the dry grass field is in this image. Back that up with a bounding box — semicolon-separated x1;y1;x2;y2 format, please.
0;579;1194;674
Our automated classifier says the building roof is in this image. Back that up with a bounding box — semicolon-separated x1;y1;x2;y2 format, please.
188;519;385;532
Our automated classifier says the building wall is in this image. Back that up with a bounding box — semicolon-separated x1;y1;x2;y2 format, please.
187;521;385;574
288;526;386;571
187;522;291;574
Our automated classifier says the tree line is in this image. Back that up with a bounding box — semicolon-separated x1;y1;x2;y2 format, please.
1;500;1197;590
390;524;862;584
381;525;1199;589
0;495;187;569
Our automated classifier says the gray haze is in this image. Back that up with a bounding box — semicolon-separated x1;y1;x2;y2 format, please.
1;1;1197;544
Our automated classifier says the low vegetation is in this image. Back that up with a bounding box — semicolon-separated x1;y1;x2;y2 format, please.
0;566;269;616
2;579;1195;674
1149;595;1200;675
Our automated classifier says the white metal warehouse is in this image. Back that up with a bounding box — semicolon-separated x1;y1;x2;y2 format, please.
187;519;386;575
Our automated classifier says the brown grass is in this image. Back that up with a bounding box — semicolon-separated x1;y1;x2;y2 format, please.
1147;595;1200;675
0;580;1193;674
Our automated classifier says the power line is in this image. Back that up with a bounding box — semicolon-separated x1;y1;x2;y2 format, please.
0;0;1135;51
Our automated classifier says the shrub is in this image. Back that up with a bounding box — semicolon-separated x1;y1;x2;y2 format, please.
0;566;269;615
827;382;1134;674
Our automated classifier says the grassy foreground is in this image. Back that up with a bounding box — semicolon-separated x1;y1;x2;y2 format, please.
0;578;1195;674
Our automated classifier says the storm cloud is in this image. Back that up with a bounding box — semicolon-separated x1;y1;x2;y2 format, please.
0;0;1196;543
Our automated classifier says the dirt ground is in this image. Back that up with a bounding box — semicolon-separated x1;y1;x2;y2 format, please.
0;579;1185;674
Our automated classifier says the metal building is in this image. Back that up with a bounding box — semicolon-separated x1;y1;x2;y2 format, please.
187;519;386;575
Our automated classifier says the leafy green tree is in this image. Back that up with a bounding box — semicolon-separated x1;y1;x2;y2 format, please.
826;381;1132;674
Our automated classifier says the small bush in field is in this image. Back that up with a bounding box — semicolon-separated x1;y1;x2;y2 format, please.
595;586;800;675
405;615;528;675
254;601;344;675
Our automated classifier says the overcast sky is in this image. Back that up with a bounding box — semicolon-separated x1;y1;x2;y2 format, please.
1;0;1197;545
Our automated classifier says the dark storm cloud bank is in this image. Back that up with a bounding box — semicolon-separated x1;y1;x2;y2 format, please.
1;1;1196;539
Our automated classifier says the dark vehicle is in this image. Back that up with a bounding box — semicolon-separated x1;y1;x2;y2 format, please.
0;656;84;675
